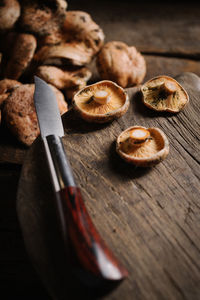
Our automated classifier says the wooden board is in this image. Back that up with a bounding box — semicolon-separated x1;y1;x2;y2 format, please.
1;55;200;166
17;72;200;299
69;1;200;58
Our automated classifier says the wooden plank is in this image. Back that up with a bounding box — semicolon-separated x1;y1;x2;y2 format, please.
69;1;200;58
17;72;200;299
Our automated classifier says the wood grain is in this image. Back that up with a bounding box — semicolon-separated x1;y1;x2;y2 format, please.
69;1;200;58
17;72;200;299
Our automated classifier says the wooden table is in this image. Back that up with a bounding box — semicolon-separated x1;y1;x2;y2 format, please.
1;1;200;299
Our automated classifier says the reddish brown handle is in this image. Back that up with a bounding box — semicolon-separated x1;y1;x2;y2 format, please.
58;186;128;285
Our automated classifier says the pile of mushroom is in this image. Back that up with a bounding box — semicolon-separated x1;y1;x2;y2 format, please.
0;0;107;145
0;0;189;172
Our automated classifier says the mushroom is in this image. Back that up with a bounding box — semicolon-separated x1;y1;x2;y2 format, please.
0;0;21;31
96;41;146;88
4;33;37;80
116;126;169;167
38;10;104;50
3;83;67;146
35;65;92;99
141;76;189;112
34;42;93;67
72;80;129;123
61;11;104;55
0;78;22;95
20;0;67;37
0;79;22;123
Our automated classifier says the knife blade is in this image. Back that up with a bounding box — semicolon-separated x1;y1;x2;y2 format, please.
34;76;128;287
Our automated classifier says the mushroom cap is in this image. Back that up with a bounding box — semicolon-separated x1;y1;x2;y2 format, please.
35;65;91;91
49;84;68;115
72;80;129;123
0;0;21;31
97;41;146;88
20;0;67;37
0;79;22;107
141;75;189;113
116;126;169;167
4;33;37;80
3;83;67;146
34;42;93;66
0;78;22;94
62;11;105;54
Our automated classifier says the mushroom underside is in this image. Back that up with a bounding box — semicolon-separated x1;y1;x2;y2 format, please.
75;82;127;115
142;77;188;112
119;128;165;159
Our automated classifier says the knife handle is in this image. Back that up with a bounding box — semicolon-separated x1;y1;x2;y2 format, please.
45;135;128;286
58;186;128;285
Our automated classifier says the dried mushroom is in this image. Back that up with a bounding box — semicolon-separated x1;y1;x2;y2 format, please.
34;42;93;67
97;41;146;88
35;65;91;99
20;0;67;37
0;79;22;123
0;0;21;31
39;10;104;50
116;126;169;167
72;80;129;123
4;33;37;80
0;78;22;94
141;76;189;112
61;11;104;55
3;83;67;146
0;78;21;104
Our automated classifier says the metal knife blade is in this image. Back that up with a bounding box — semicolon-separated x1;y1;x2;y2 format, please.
34;76;64;138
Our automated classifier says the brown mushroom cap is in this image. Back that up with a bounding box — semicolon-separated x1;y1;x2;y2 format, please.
72;80;129;123
0;78;22;106
0;78;22;94
0;79;22;123
4;33;37;80
116;126;169;167
141;76;189;113
3;83;67;146
34;42;93;67
35;65;91;91
50;84;68;115
0;0;21;31
97;41;146;88
62;11;105;55
20;0;67;37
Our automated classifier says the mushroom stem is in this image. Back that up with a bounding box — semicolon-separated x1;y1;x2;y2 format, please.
148;81;176;95
162;82;177;94
128;128;150;147
93;90;111;104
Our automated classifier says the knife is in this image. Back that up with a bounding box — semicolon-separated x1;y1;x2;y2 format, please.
33;76;128;288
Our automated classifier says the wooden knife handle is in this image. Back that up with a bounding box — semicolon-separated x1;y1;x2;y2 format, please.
58;186;128;285
45;135;128;286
